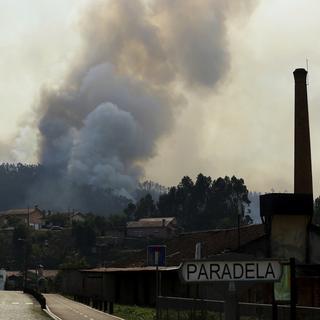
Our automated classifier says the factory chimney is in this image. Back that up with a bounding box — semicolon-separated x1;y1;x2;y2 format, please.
260;68;314;263
293;68;313;196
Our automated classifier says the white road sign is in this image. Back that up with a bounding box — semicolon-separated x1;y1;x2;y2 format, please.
180;260;282;282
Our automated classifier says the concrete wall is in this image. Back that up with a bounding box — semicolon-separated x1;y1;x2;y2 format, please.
271;215;309;263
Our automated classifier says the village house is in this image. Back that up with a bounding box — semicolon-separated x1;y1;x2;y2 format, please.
0;206;44;230
126;217;177;239
69;211;85;224
59;224;270;307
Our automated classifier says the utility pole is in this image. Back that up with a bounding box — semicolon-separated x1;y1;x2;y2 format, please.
225;281;239;320
290;258;296;320
18;238;28;290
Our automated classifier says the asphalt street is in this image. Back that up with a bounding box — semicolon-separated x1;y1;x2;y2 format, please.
44;294;122;320
0;291;49;320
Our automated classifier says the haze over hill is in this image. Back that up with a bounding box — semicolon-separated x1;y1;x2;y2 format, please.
0;0;320;208
0;0;260;211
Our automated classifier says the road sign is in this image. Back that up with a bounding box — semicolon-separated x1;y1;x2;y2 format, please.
180;260;282;283
147;245;166;266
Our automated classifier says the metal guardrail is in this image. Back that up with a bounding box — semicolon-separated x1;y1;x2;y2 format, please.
157;296;320;320
158;296;224;311
158;296;224;320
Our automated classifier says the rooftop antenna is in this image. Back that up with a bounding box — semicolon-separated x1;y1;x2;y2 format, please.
306;58;309;86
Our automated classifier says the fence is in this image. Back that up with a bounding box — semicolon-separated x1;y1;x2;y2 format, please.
157;296;320;320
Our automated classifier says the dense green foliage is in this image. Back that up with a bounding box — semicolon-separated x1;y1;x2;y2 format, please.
125;174;252;231
0;212;127;270
114;304;156;320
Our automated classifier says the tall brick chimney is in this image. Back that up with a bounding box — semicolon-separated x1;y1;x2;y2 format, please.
293;68;313;195
259;68;314;263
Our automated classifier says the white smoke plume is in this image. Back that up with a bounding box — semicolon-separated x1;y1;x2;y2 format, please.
35;0;255;205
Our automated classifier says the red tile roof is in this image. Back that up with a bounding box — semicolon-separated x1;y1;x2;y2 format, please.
127;217;176;228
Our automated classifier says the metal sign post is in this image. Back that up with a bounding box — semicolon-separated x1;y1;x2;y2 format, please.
147;245;166;298
156;264;159;320
272;288;278;320
290;258;296;320
154;249;160;297
225;281;239;320
147;245;166;320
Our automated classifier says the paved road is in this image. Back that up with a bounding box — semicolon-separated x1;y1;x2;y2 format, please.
44;294;122;320
0;291;49;320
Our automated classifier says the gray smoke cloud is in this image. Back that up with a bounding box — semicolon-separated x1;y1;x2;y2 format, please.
36;0;255;205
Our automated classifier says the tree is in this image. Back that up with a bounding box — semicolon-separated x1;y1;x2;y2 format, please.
156;174;251;231
123;203;136;220
157;187;177;217
194;174;212;206
134;194;156;220
207;176;251;228
135;180;168;201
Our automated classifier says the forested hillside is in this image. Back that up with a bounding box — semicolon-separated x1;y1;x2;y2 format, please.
0;163;129;214
124;174;253;231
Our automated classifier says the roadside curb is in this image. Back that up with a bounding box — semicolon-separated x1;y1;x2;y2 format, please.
78;302;124;320
43;305;62;320
23;288;46;309
64;298;124;320
44;294;124;320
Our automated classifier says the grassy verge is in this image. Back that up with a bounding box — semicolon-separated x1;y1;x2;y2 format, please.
114;304;156;320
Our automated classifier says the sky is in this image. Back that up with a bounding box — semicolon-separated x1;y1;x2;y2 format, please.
0;0;319;196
